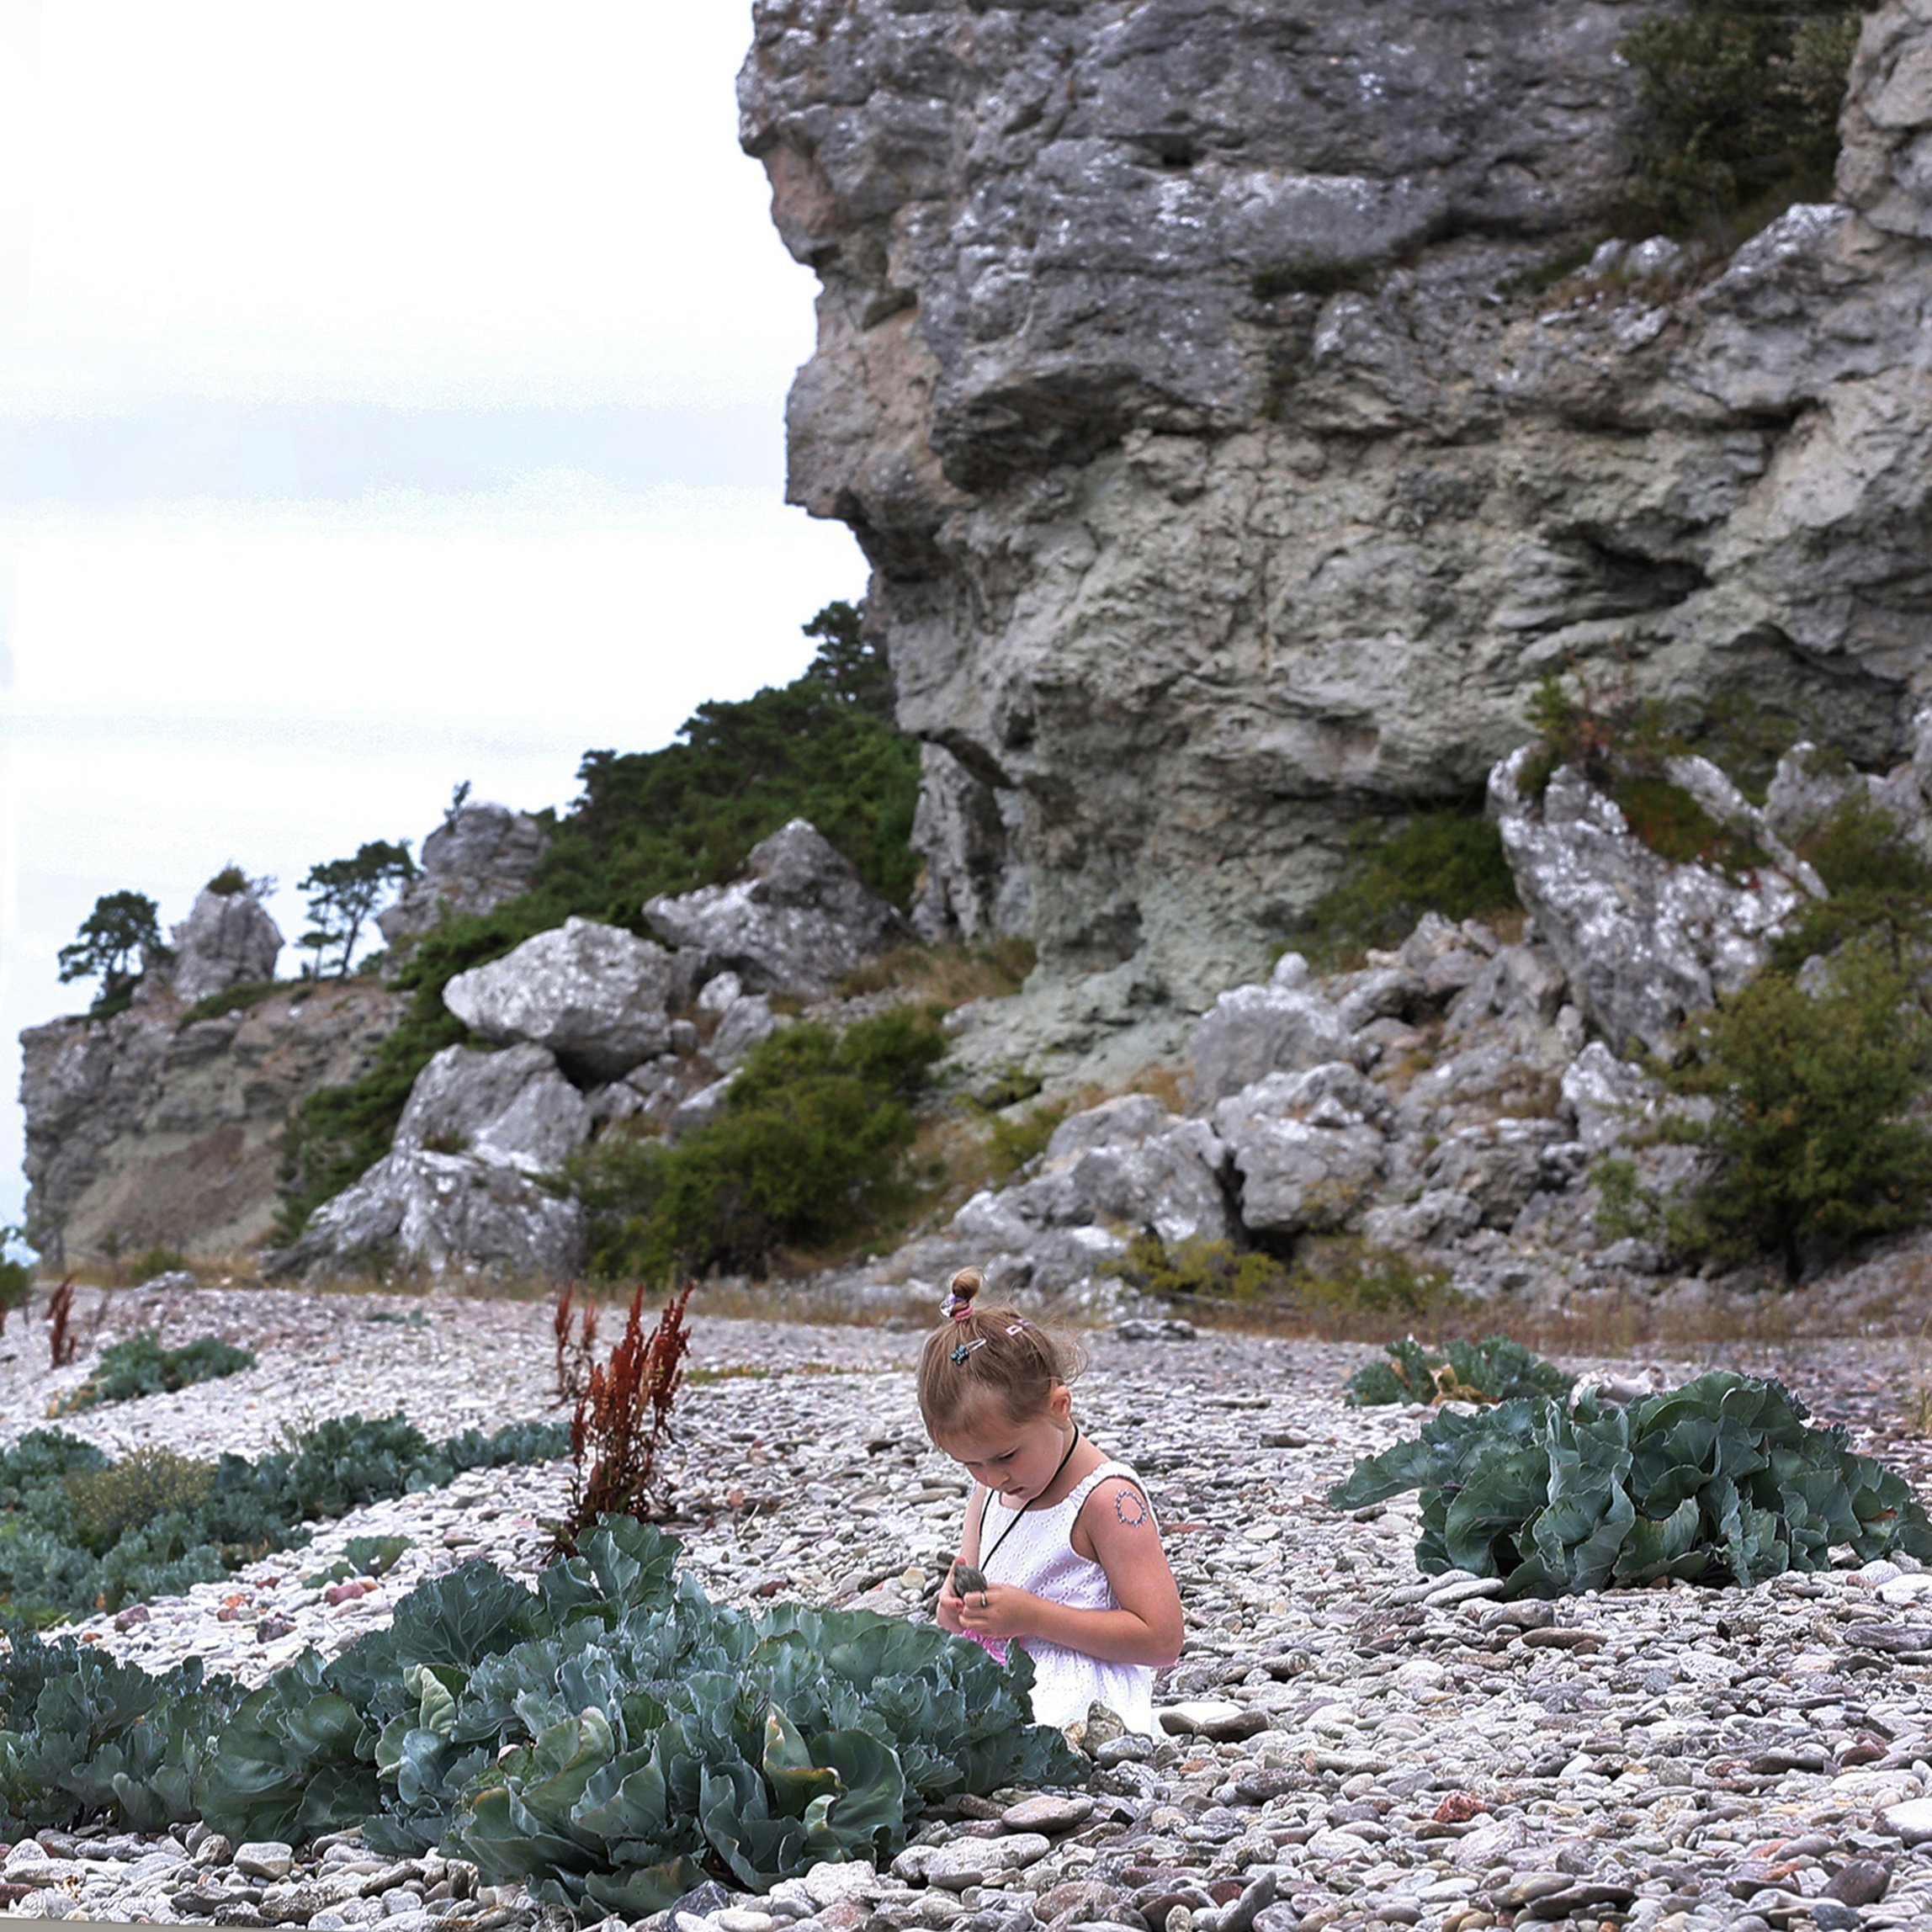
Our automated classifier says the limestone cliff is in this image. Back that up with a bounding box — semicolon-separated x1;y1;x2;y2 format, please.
19;983;404;1267
740;0;1932;1003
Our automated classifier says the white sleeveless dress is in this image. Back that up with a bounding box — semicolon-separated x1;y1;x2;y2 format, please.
972;1459;1157;1735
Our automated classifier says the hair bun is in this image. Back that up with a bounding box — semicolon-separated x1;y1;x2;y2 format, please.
946;1266;983;1307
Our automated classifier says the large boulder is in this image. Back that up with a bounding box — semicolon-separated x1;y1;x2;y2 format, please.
642;819;910;998
1490;747;1821;1059
377;804;550;945
263;1147;583;1284
1187;955;1356;1107
948;1098;1231;1271
394;1043;591;1172
443;917;674;1080
169;885;283;1005
1212;1064;1388;1234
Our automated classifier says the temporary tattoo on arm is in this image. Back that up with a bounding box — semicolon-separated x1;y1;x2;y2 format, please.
1113;1487;1149;1528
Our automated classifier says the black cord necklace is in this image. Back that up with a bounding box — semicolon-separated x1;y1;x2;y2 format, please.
974;1423;1081;1584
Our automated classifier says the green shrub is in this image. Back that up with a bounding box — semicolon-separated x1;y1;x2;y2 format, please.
985;1102;1067;1181
571;1007;948;1280
1774;792;1932;972
1104;1233;1292;1301
1619;0;1866;243
0;1259;29;1323
1298;808;1520;963
1665;946;1932;1278
128;1245;192;1282
65;1448;217;1557
278;605;922;1239
55;1331;256;1415
0;1414;567;1629
1330;1370;1932;1595
1106;1233;1453;1319
1345;1335;1574;1408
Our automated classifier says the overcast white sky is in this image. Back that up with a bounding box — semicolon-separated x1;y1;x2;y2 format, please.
0;1;867;1238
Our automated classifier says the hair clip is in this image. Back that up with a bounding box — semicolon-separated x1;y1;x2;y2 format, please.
1006;1321;1029;1335
951;1337;990;1364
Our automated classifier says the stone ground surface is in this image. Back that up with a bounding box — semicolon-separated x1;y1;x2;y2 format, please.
7;1287;1932;1932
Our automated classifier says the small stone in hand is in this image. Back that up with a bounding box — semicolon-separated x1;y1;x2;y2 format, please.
952;1562;988;1595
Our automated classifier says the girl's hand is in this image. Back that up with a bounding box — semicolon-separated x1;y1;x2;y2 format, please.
956;1581;1042;1643
936;1572;967;1633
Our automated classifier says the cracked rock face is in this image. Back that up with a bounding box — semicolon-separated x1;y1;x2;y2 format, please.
741;0;1932;1004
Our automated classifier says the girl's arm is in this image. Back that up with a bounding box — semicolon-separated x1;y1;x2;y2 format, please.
935;1484;987;1634
958;1477;1183;1667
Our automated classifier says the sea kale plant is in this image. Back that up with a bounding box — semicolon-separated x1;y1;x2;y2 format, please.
0;1518;1084;1911
1330;1371;1932;1596
54;1331;257;1416
1344;1335;1574;1409
0;1412;567;1630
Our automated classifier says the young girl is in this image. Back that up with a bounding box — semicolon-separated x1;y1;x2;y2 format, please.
917;1267;1183;1734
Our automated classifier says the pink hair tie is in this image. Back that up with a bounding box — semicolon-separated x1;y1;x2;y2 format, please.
943;1294;974;1323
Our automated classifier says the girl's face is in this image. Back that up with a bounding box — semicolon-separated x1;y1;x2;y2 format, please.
934;1383;1075;1507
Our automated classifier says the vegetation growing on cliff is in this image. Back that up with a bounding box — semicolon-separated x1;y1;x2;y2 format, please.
277;603;921;1238
1619;0;1869;242
566;1007;948;1282
1294;806;1521;965
57;890;165;1018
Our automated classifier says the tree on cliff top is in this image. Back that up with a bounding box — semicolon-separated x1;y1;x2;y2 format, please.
58;891;163;1016
295;840;415;979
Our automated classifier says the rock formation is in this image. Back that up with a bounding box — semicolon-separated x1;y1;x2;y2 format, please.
19;982;402;1266
263;1146;585;1287
740;0;1932;1010
376;803;549;948
168;884;284;1006
1491;749;1821;1059
644;818;910;998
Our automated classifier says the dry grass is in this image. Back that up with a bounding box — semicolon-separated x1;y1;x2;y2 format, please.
836;937;1038;1006
1166;1280;1807;1355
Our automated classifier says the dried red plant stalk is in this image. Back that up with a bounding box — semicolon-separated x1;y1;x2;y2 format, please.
555;1280;693;1552
552;1282;601;1408
46;1276;78;1369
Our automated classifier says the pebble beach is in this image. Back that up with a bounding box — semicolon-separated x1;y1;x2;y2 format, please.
7;1286;1932;1932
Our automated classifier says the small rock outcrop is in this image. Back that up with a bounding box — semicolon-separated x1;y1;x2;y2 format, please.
376;804;549;947
263;1148;582;1285
644;819;910;998
1491;749;1820;1059
168;885;283;1006
393;1043;592;1173
442;917;675;1081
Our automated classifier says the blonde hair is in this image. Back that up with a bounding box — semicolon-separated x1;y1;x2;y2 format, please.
916;1267;1085;1436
